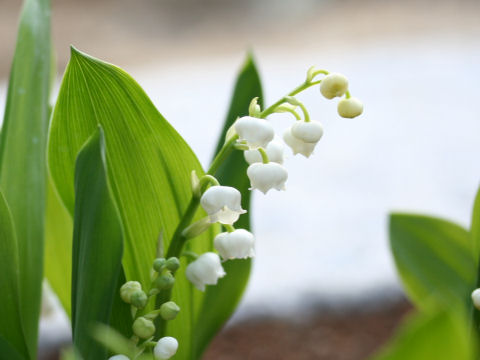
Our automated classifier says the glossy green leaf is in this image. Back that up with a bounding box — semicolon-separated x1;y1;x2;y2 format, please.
44;175;73;316
0;0;52;357
0;191;29;359
47;48;216;359
71;130;131;358
193;54;263;356
371;308;473;360
389;213;475;311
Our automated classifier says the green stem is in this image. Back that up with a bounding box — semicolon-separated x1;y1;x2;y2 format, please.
257;147;269;164
345;90;351;99
260;80;321;118
298;102;310;122
224;224;235;233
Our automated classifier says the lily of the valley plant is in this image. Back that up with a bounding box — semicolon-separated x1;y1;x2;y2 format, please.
0;1;364;359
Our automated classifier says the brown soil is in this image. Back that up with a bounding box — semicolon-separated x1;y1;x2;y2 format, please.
203;300;411;360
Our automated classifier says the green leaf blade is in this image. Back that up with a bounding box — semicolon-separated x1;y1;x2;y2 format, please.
372;308;474;360
0;191;30;359
71;129;131;358
390;213;476;311
0;0;52;357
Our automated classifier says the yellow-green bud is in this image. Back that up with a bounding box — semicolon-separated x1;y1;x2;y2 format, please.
120;281;141;304
154;273;175;290
320;73;349;99
165;257;180;272
131;290;148;309
160;301;180;321
153;258;166;272
132;317;155;339
337;97;363;118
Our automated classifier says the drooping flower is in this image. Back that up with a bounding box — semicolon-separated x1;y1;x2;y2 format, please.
200;186;246;225
283;128;317;158
337;97;364;118
214;229;255;260
320;73;349;99
247;162;288;194
154;337;179;360
234;116;274;149
244;138;285;165
186;252;226;291
291;120;324;144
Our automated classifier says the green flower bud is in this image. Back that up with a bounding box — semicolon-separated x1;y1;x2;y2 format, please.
130;290;148;309
154;272;175;290
337;97;363;118
160;301;181;321
120;281;141;304
132;317;155;339
153;258;166;272
165;257;180;272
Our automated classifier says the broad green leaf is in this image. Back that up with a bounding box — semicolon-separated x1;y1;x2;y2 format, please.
71;129;132;358
193;54;263;356
48;48;216;359
44;175;73;316
390;213;475;311
0;191;29;358
0;0;52;357
371;308;474;360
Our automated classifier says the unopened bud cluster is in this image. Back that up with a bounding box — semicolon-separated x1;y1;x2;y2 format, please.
112;257;181;359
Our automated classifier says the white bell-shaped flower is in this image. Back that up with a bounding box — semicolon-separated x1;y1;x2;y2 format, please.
109;356;129;360
200;186;246;225
234;116;274;149
320;73;349;99
283;128;317;158
337;97;364;118
154;337;179;360
244;138;285;165
291;120;324;144
247;162;288;194
214;229;255;260
186;252;226;291
472;289;480;310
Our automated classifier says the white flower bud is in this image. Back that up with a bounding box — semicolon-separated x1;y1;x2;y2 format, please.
214;229;255;260
320;73;349;99
337;97;363;118
291;120;323;144
109;356;129;360
154;337;179;360
200;186;246;225
472;289;480;310
186;252;226;291
283;128;316;158
234;116;274;149
244;138;285;165
247;162;288;194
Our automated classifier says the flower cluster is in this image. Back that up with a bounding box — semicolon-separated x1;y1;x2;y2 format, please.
111;67;363;358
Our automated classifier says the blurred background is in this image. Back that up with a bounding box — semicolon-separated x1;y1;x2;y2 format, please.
1;0;480;358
